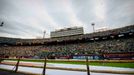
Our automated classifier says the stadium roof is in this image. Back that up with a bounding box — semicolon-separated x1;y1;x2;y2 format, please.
0;0;134;39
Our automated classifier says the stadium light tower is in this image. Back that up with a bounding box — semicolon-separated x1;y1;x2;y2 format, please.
91;23;96;60
43;30;46;39
91;23;95;32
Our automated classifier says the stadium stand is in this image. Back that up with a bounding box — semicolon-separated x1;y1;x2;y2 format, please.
0;25;134;59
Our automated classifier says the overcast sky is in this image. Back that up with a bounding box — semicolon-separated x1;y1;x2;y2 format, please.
0;0;134;39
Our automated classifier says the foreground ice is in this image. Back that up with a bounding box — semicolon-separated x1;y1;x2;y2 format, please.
0;64;129;75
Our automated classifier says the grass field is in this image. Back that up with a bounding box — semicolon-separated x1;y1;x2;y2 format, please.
2;59;134;68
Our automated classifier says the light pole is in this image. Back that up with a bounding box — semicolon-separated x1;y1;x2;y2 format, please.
91;23;95;32
91;23;96;60
43;30;46;39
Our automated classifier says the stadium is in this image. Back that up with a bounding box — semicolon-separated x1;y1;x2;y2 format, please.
0;25;134;75
0;25;134;60
0;0;134;75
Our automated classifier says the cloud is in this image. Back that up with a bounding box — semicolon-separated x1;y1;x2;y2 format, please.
93;0;107;21
0;0;134;38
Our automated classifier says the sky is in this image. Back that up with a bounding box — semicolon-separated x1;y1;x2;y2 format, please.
0;0;134;39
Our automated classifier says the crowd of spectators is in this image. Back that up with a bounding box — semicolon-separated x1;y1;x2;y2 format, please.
0;37;133;58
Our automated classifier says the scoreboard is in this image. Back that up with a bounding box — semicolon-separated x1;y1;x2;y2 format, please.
51;27;84;38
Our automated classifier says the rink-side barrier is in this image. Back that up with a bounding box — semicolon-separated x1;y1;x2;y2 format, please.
0;58;134;75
